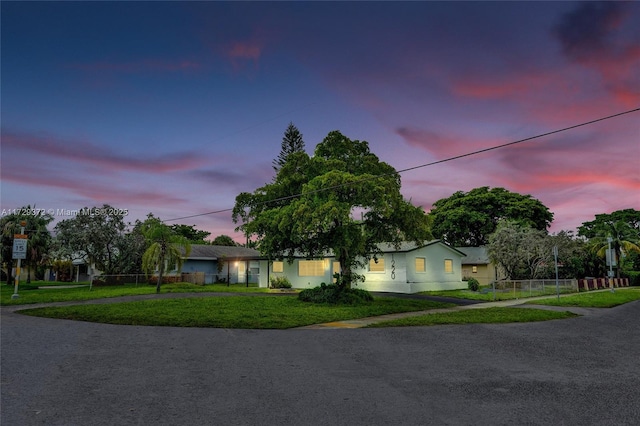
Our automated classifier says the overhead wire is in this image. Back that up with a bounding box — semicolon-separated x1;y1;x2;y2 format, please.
159;107;639;223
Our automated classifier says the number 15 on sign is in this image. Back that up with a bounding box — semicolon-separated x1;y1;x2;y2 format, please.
12;237;27;260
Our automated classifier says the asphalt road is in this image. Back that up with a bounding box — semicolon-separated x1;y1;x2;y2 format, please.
2;299;639;425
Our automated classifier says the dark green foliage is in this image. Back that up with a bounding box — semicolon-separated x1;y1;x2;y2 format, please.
53;204;127;275
578;209;640;239
234;130;431;290
211;235;237;246
273;122;306;173
170;224;211;243
467;277;480;291
298;282;374;305
269;275;292;289
623;271;640;286
429;187;553;247
1;205;54;284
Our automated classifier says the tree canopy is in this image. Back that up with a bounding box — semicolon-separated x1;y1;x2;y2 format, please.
53;205;127;275
577;209;640;239
170;224;211;243
272;122;305;174
429;187;554;247
233;130;431;288
211;234;237;246
487;221;588;280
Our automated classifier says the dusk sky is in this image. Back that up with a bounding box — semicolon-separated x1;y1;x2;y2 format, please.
2;1;639;242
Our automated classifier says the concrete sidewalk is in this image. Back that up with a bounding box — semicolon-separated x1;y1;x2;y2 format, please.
298;291;608;328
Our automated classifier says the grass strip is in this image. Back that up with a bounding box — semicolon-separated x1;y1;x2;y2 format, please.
367;307;578;327
421;287;575;301
17;296;454;329
527;288;640;308
0;282;269;306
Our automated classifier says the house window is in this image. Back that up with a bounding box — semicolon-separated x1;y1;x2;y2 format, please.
272;261;284;273
415;257;426;273
444;259;453;274
472;265;478;274
298;260;324;276
369;258;385;272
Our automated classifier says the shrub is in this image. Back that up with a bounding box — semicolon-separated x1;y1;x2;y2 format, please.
623;271;640;286
298;283;373;305
467;277;480;292
269;275;292;289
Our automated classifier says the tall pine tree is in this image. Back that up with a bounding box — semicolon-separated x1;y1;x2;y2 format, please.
273;122;305;173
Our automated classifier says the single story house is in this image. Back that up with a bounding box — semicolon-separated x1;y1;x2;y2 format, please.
456;246;500;286
263;240;467;293
181;245;263;285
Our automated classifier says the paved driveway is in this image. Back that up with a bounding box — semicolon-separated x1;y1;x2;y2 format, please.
2;299;639;425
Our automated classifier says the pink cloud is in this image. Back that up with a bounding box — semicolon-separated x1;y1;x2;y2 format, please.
221;38;264;74
3;164;187;207
2;130;208;173
452;71;556;100
227;41;262;61
396;127;499;159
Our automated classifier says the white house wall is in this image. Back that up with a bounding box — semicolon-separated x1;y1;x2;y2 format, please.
353;252;411;293
266;242;466;294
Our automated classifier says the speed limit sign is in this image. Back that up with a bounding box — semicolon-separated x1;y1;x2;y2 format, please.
12;236;27;260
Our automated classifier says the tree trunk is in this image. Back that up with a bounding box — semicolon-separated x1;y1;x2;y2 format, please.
156;250;165;294
338;249;351;290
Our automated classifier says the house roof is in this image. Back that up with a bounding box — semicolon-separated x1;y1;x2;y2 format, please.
278;240;466;259
456;247;490;265
377;240;466;257
184;245;262;260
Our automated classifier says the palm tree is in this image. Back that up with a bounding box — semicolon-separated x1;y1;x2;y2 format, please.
0;206;53;283
141;220;191;293
590;220;640;278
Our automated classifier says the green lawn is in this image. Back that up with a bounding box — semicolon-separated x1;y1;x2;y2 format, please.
528;288;640;308
0;281;268;306
367;307;578;327
18;296;454;329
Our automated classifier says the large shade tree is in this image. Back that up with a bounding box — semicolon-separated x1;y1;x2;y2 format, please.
429;187;554;247
233;130;432;289
488;221;589;280
578;209;640;239
54;205;127;276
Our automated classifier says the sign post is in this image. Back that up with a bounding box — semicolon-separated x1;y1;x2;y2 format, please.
553;246;560;300
11;222;28;299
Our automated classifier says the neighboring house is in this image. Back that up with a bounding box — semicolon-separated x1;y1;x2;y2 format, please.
456;246;499;286
181;245;264;285
263;240;467;294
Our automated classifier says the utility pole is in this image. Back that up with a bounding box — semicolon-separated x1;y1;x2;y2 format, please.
607;237;615;292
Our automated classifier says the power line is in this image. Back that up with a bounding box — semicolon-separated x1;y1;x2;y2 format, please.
163;107;639;223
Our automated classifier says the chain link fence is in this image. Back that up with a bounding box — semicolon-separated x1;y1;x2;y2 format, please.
91;272;260;286
488;279;578;299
